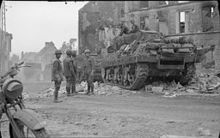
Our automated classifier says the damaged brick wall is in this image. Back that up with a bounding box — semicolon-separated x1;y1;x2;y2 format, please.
0;30;12;75
126;1;219;34
21;41;58;81
78;1;124;54
125;1;220;73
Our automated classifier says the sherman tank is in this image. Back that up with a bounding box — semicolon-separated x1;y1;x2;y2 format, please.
101;30;215;90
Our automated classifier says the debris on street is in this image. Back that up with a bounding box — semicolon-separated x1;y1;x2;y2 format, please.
23;66;220;99
34;81;138;98
197;127;212;136
144;68;220;97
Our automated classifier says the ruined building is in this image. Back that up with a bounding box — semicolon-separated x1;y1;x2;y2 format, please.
78;1;220;73
21;41;57;81
78;1;125;54
0;1;13;75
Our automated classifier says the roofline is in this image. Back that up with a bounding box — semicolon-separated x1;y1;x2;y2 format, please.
126;1;217;14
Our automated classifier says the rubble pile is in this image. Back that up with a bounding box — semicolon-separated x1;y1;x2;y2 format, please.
77;81;137;96
24;67;220;99
145;69;220;97
34;81;137;98
36;87;67;98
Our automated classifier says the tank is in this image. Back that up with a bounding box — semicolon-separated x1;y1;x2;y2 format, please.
101;30;215;90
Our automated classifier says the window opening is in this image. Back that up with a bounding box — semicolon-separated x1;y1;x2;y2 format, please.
179;11;185;33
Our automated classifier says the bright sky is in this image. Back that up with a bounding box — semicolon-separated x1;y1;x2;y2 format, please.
5;1;88;56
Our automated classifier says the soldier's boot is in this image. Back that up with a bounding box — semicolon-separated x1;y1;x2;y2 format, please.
87;80;94;95
86;85;90;95
71;83;77;95
66;87;71;96
54;88;62;103
90;83;95;95
74;86;77;95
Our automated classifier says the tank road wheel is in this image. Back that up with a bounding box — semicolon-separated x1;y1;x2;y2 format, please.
109;68;115;83
179;63;196;85
124;64;149;90
101;68;106;82
105;68;112;82
128;64;136;85
123;65;130;86
114;67;119;84
118;66;123;85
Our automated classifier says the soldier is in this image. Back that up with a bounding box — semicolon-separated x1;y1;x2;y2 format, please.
119;22;129;36
51;50;63;103
130;20;139;33
71;50;77;95
63;49;76;96
83;49;95;95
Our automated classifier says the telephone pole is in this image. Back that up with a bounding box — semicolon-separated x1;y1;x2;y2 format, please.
2;0;6;32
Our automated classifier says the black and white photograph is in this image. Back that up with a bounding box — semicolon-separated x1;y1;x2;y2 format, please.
0;0;220;137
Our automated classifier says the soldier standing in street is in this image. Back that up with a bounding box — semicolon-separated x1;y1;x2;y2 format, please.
63;49;76;96
71;50;77;95
83;49;95;95
51;50;63;103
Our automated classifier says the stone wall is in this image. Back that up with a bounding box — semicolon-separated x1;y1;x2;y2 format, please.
0;30;12;74
125;1;220;73
78;1;124;54
126;1;219;35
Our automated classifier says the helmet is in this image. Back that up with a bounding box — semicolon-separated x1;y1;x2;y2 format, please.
84;49;91;54
72;50;77;57
55;50;62;55
66;49;72;55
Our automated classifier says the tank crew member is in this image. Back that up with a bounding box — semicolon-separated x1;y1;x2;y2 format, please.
83;49;95;95
51;50;63;103
129;20;139;33
119;22;129;36
63;49;76;96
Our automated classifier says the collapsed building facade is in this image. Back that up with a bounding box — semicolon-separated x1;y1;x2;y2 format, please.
21;39;77;82
78;1;220;73
78;1;125;55
0;1;13;75
21;41;57;81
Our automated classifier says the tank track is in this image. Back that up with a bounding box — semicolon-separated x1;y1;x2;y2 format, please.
179;63;196;85
103;63;149;90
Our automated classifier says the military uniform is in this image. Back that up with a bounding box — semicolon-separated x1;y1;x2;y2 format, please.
70;50;77;94
63;50;76;96
51;51;63;102
83;49;95;95
119;23;129;36
130;20;139;33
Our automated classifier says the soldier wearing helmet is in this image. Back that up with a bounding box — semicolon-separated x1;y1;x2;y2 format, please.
63;49;76;96
51;50;63;103
83;49;95;95
70;50;77;95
